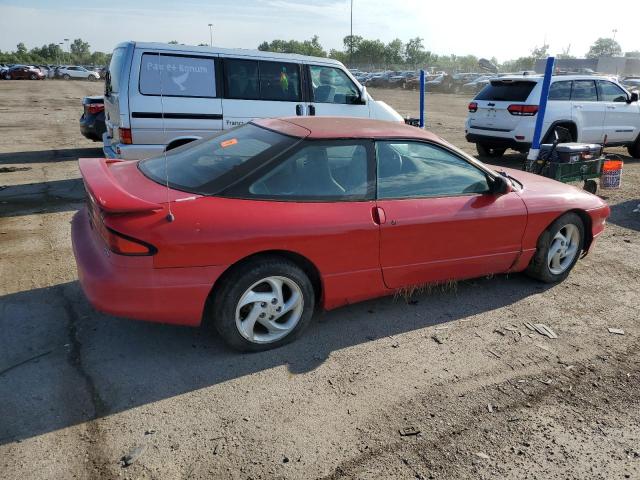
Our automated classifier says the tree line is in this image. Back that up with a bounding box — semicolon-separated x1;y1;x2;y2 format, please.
0;39;111;66
258;35;639;72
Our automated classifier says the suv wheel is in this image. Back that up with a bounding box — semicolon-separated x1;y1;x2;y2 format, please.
476;143;506;158
628;137;640;159
30;73;37;80
63;74;70;80
88;75;96;82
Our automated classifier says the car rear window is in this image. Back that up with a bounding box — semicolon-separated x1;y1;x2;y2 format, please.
475;80;537;101
138;124;299;195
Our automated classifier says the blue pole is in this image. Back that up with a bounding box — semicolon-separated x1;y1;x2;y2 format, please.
419;69;425;128
528;56;555;160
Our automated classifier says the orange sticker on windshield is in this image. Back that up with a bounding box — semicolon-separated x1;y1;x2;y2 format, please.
220;138;238;148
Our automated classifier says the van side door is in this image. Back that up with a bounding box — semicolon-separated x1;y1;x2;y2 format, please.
129;51;223;147
220;57;307;129
305;64;370;119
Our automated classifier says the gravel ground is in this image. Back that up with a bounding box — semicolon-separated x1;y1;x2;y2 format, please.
1;80;639;480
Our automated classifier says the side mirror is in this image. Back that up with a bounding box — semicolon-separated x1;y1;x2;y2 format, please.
359;86;368;105
628;91;639;103
490;174;511;195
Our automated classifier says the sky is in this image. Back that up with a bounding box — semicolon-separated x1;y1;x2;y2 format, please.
0;0;637;62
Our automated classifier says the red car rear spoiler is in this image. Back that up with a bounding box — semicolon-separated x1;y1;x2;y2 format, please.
78;158;162;213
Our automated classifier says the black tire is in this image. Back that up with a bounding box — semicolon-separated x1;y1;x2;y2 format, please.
583;179;597;194
30;74;37;80
525;212;585;283
63;74;70;80
628;138;640;159
543;124;576;144
3;73;11;80
88;75;96;82
476;143;506;158
210;256;315;352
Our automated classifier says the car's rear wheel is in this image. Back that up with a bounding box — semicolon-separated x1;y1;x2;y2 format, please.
88;75;96;82
3;73;11;80
526;213;584;283
30;73;37;80
210;257;315;352
63;74;70;80
476;143;506;158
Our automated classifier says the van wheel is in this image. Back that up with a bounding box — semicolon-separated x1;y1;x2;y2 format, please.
210;256;315;352
628;137;640;159
476;143;506;158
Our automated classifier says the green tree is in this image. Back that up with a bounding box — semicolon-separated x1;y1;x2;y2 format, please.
405;37;428;67
384;38;404;65
531;44;549;60
586;37;622;58
258;36;326;57
168;40;179;45
70;38;90;63
16;42;27;55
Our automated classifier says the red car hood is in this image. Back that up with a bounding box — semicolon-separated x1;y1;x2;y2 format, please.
491;165;609;212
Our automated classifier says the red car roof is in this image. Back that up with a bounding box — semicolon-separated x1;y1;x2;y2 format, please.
254;117;442;142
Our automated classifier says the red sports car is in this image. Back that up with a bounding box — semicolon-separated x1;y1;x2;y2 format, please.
72;117;609;351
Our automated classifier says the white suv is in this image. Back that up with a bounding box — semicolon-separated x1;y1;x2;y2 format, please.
465;75;640;158
58;66;100;81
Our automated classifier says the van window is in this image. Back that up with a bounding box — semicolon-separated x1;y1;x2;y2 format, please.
225;59;260;100
140;53;216;98
258;61;301;101
309;65;360;104
548;81;572;100
475;80;536;102
224;59;301;102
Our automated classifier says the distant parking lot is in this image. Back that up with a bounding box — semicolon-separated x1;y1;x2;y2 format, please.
1;81;639;479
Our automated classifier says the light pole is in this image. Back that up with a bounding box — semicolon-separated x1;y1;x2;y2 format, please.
349;0;353;65
58;42;63;66
612;29;618;41
208;24;213;47
64;38;70;64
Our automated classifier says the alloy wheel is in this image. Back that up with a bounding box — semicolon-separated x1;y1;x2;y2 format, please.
235;276;304;344
547;224;580;275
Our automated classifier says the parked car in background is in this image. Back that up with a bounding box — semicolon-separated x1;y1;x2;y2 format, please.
425;73;454;92
57;65;100;81
451;73;482;93
3;65;45;80
466;75;640;158
461;75;494;94
621;77;640;90
80;96;106;141
72;117;610;351
102;41;403;160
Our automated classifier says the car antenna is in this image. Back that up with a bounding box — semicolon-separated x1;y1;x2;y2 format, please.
159;51;175;222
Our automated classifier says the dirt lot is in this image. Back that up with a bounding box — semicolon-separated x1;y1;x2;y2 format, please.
1;80;639;480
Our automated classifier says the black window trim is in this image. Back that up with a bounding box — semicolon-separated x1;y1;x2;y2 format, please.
374;138;495;201
138;51;220;99
219;138;376;203
222;57;303;103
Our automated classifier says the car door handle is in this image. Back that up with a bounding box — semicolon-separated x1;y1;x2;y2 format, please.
308;104;316;116
371;206;386;225
296;104;303;116
573;105;583;109
606;106;616;110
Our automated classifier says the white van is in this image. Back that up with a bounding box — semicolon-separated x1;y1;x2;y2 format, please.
103;41;403;160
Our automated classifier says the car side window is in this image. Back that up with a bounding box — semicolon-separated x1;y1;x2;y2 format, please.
597;80;627;102
140;54;217;97
376;141;490;199
309;65;360;104
548;81;572;101
571;80;598;101
247;141;372;201
258;61;301;102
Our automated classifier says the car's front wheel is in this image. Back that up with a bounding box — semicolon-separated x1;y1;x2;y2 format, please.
63;74;70;80
88;75;96;82
628;137;640;159
526;213;584;283
210;257;315;352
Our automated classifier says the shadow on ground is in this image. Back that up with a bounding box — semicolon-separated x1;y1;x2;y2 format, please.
0;275;552;445
0;178;85;217
0;147;102;165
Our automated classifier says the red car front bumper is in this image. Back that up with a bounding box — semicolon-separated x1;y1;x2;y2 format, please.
71;208;226;326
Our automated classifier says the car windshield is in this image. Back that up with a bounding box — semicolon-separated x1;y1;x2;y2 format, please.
139;123;299;195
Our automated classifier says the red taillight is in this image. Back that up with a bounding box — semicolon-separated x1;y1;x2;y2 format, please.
119;127;133;144
87;103;104;115
468;102;478;113
507;104;538;116
88;200;155;256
